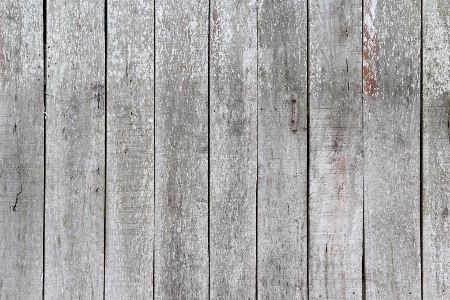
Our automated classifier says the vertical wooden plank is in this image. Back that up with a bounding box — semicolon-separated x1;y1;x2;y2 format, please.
210;0;257;298
154;0;209;298
45;0;105;298
257;0;308;298
363;0;421;298
308;1;363;299
0;0;43;298
105;0;154;298
423;0;450;298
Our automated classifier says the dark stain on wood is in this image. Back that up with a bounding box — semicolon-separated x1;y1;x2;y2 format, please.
447;104;450;144
442;206;449;218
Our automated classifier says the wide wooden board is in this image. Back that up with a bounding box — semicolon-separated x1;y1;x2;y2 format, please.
154;0;209;298
423;0;450;298
363;0;421;298
105;0;154;298
257;0;308;298
309;0;363;298
45;0;105;298
0;0;44;298
210;0;258;298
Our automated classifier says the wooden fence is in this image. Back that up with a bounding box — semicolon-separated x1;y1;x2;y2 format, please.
1;0;448;299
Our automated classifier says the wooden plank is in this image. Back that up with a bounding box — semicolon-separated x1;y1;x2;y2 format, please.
363;0;421;298
309;1;363;299
45;0;105;298
154;0;209;298
257;0;308;298
423;0;450;298
105;0;154;298
0;1;44;298
210;0;257;298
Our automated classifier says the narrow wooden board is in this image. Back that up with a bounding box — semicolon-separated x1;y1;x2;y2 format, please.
308;1;363;299
423;0;450;298
154;0;209;298
257;0;308;298
0;1;44;298
210;0;258;298
45;0;105;298
105;0;154;298
363;0;421;298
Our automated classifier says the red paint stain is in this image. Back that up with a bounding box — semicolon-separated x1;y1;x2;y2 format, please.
363;14;379;96
210;9;219;57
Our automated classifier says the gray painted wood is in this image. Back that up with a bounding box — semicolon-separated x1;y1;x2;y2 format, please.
423;0;450;298
154;0;209;298
0;1;44;298
45;0;105;298
105;0;154;298
257;0;308;298
309;1;363;299
210;0;257;298
363;0;421;298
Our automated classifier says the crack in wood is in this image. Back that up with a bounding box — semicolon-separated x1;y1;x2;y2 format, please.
12;123;22;212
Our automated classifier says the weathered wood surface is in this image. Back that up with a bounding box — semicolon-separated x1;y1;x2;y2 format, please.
423;0;450;298
209;0;258;298
363;0;421;298
45;0;105;298
309;0;363;299
154;0;209;298
6;0;450;298
105;0;154;298
257;0;308;298
0;0;44;298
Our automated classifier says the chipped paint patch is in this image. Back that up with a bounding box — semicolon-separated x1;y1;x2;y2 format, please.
424;0;450;98
363;0;378;96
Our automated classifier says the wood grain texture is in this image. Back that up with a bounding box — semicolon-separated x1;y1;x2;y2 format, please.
0;0;44;298
309;1;363;299
105;0;154;298
423;0;450;298
257;0;308;298
45;0;105;298
363;0;421;298
154;0;209;298
210;0;257;298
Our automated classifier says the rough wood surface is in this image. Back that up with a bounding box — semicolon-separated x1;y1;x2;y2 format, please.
210;0;258;298
423;0;450;298
105;0;154;298
0;1;44;298
363;0;421;298
154;0;209;298
309;1;363;299
257;0;308;298
45;0;105;298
